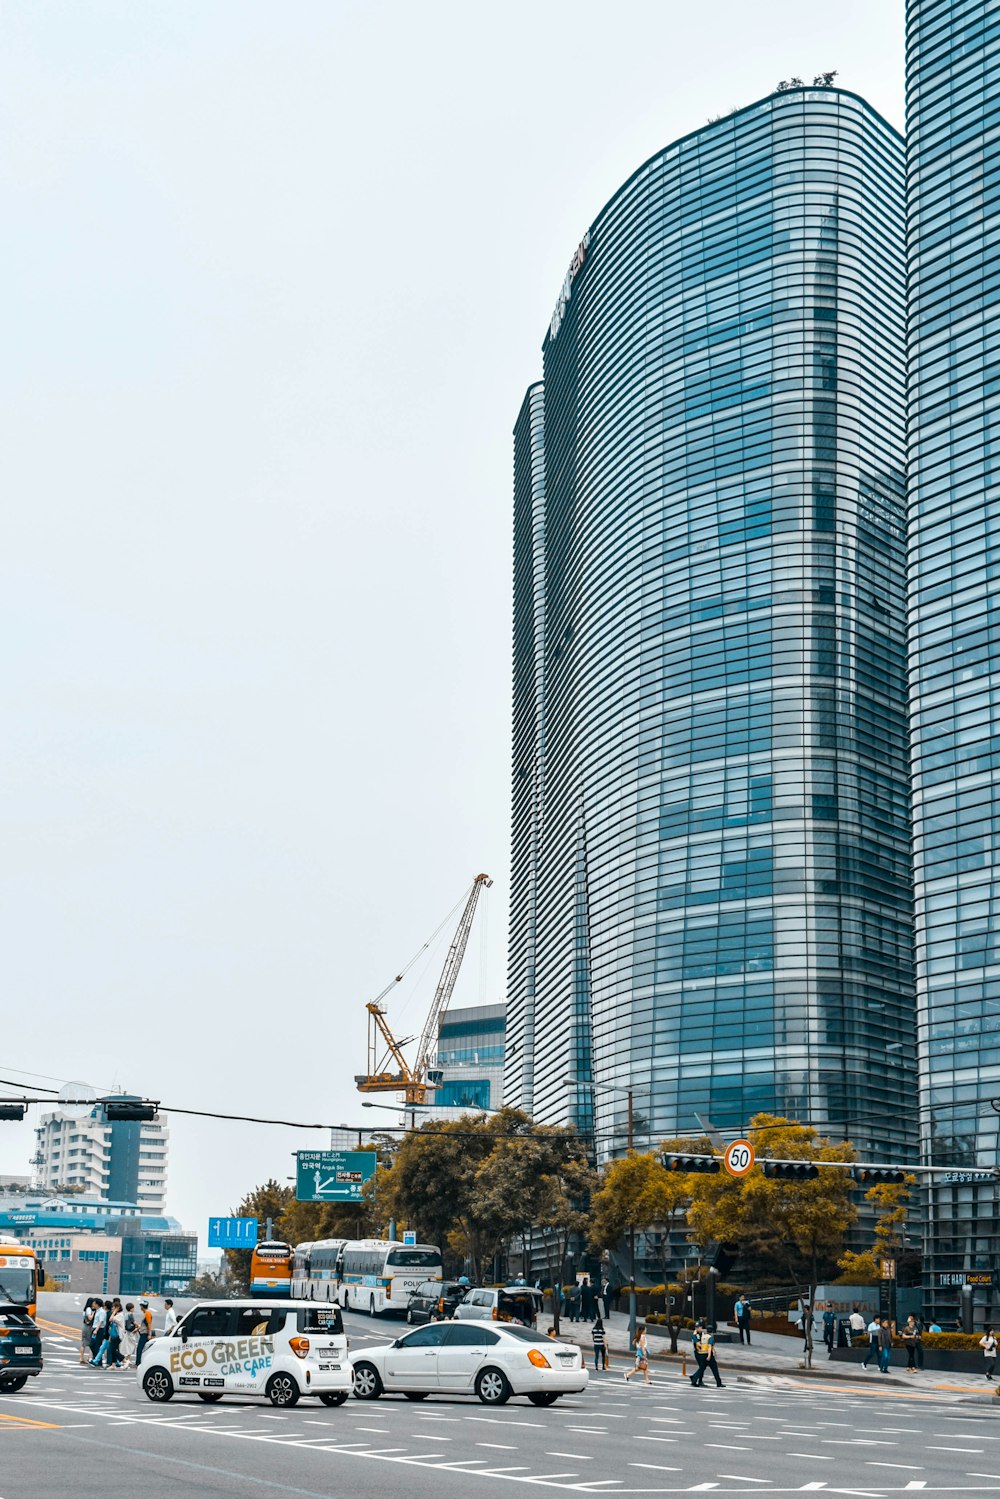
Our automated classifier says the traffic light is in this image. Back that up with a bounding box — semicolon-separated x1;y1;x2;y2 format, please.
852;1166;907;1185
762;1161;819;1181
663;1154;720;1174
0;1104;26;1121
104;1100;158;1122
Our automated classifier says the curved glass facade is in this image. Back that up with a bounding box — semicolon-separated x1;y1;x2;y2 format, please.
508;88;915;1160
907;0;1000;1311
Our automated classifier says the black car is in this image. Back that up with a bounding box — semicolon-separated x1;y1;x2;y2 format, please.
405;1280;470;1324
0;1305;42;1391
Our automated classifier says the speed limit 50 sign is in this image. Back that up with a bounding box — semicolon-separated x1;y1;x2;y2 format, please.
724;1139;756;1178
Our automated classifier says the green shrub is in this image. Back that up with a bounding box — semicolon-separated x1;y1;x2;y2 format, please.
922;1333;987;1350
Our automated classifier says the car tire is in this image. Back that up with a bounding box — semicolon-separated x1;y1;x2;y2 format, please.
198;1392;224;1403
352;1362;383;1400
318;1392;349;1406
528;1392;559;1406
0;1376;28;1393
369;1295;376;1317
404;1391;429;1401
265;1372;300;1408
476;1367;512;1405
406;1308;414;1324
142;1368;174;1403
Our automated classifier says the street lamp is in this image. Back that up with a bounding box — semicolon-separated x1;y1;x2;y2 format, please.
361;1100;428;1131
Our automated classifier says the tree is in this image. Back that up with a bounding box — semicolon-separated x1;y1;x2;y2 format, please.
838;1174;917;1284
590;1151;691;1348
223;1179;295;1290
183;1266;239;1298
685;1114;857;1367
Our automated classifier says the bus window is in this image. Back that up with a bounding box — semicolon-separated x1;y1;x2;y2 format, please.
386;1250;440;1267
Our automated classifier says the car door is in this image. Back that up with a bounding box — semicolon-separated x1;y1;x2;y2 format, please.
384;1322;450;1390
437;1323;501;1391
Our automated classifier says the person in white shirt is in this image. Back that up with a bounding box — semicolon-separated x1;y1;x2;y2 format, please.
162;1299;179;1335
980;1325;997;1380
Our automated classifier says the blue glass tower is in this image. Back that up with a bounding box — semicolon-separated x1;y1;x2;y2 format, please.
908;0;1000;1315
508;87;915;1161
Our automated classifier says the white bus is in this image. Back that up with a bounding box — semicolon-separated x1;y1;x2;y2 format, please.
337;1238;442;1316
290;1239;346;1301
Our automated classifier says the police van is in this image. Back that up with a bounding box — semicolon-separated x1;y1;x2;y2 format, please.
139;1299;351;1407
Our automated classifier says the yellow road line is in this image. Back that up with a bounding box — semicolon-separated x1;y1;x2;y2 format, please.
35;1317;77;1340
0;1412;60;1428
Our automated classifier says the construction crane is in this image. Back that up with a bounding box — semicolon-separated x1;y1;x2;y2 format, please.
355;873;493;1106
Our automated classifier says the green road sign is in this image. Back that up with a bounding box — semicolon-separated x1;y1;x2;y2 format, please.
295;1149;377;1203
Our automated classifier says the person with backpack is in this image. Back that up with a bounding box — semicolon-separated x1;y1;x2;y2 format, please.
120;1302;140;1369
980;1325;997;1380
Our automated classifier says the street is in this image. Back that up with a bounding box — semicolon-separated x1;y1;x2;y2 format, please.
1;1310;997;1498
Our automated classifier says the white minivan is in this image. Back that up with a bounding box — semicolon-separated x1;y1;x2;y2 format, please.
139;1299;351;1408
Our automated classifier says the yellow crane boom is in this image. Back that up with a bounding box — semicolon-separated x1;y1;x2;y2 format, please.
355;874;493;1106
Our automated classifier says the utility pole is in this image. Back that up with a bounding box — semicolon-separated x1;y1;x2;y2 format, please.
627;1087;637;1348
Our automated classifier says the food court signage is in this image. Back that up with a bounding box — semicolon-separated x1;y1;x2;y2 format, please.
937;1271;994;1287
549;231;591;341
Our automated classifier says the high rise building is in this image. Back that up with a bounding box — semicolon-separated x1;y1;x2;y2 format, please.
508;87;916;1160
433;1001;506;1111
34;1097;168;1214
907;0;1000;1313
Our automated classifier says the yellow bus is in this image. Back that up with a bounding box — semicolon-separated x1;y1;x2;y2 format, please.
0;1237;44;1319
249;1240;293;1298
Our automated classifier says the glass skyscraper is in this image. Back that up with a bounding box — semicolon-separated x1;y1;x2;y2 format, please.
508;87;916;1162
908;0;1000;1310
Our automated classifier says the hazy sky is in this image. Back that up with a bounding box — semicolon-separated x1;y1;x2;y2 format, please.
1;0;905;1250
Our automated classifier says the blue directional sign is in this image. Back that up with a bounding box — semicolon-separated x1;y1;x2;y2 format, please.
296;1150;378;1203
207;1216;259;1249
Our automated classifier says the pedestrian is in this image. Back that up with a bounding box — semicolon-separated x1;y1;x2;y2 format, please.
689;1318;708;1385
901;1315;924;1372
980;1325;997;1380
592;1315;608;1371
163;1298;179;1335
136;1300;154;1366
849;1305;866;1343
734;1294;745;1339
624;1322;651;1384
119;1303;140;1369
89;1301;114;1367
610;1282;622;1313
601;1276;611;1319
738;1295;752;1345
822;1302;836;1358
568;1283;581;1324
581;1277;594;1321
928;1319;942;1334
80;1298;97;1365
107;1300;125;1369
878;1317;893;1374
691;1323;724;1388
862;1314;880;1368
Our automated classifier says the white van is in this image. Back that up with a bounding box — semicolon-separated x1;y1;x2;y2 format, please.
139;1299;351;1408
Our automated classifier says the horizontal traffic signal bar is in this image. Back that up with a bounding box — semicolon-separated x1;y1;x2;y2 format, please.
657;1149;992;1178
763;1160;818;1180
664;1153;720;1173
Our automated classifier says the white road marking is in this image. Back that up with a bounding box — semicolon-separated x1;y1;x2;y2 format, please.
904;1484;927;1490
716;1477;771;1484
866;1464;925;1471
477;1442;518;1449
789;1454;834;1461
705;1444;751;1451
928;1446;984;1453
628;1463;683;1472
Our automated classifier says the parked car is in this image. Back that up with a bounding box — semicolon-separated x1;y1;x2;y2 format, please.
405;1280;471;1325
454;1285;543;1328
139;1299;351;1408
351;1320;587;1404
0;1305;42;1392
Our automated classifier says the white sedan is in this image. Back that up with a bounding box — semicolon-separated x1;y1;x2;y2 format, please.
350;1321;588;1405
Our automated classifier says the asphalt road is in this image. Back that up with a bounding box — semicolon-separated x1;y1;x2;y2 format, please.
3;1310;998;1499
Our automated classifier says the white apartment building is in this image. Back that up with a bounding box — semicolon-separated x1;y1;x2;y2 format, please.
34;1100;168;1214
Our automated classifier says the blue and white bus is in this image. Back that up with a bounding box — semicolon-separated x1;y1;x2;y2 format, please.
337;1238;442;1316
291;1239;346;1301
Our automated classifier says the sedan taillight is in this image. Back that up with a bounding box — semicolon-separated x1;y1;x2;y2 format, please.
527;1348;551;1369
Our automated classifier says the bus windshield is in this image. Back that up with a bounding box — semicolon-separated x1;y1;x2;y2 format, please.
0;1266;34;1305
386;1250;440;1267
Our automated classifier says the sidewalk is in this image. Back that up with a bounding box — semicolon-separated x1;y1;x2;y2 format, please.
554;1313;998;1397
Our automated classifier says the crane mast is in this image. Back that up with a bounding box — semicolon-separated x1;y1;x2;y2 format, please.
355;873;493;1106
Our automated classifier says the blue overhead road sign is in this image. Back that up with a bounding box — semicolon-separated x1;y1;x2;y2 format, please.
296;1150;377;1203
207;1216;259;1249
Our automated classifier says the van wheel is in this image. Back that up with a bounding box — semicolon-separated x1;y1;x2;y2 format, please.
0;1376;28;1393
476;1368;511;1405
266;1373;300;1408
142;1368;174;1403
198;1392;224;1403
369;1295;376;1317
352;1362;383;1400
404;1391;429;1401
318;1392;349;1406
528;1392;559;1406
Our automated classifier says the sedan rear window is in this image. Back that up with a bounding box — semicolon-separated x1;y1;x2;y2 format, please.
496;1325;549;1344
